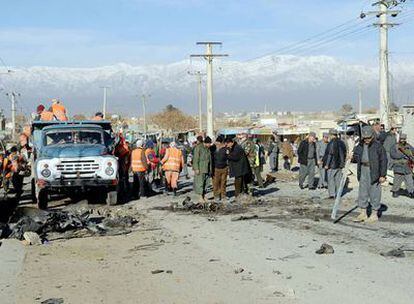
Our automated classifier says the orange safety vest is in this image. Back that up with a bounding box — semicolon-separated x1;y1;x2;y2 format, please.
131;148;147;173
51;103;68;121
40;111;55;121
162;147;182;172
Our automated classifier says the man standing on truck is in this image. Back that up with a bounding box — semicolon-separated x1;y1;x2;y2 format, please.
92;112;104;121
37;105;54;121
161;141;184;196
131;139;148;199
51;99;68;121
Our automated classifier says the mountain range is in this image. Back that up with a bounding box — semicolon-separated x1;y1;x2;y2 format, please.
1;55;413;117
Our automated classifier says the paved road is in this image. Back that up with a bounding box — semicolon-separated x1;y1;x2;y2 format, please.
0;240;25;304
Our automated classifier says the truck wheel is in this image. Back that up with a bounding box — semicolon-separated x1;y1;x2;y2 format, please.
37;189;49;210
31;179;37;205
106;190;118;206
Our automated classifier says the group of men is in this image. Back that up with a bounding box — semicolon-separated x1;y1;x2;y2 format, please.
298;129;347;198
35;99;68;121
127;132;270;204
0;134;31;198
297;124;413;223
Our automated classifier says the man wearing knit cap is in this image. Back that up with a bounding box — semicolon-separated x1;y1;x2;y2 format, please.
298;132;318;190
323;129;347;198
352;126;387;223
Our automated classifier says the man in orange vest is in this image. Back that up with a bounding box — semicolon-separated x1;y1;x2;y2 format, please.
51;99;68;121
37;105;54;121
131;139;148;199
161;141;184;196
92;112;104;121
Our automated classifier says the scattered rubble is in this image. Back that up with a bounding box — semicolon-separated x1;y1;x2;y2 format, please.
41;298;64;304
315;243;335;255
231;214;258;221
380;248;406;258
1;206;140;241
23;231;42;245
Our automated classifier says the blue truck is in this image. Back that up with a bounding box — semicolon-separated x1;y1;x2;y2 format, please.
31;121;119;209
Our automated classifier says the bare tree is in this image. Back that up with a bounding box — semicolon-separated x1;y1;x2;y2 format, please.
151;105;197;133
339;104;354;116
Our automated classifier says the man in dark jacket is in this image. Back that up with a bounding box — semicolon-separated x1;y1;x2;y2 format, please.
193;136;212;202
390;134;414;198
323;129;347;198
352;126;388;223
298;132;317;190
225;138;252;197
213;136;229;201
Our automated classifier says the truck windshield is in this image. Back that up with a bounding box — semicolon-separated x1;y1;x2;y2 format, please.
45;130;103;146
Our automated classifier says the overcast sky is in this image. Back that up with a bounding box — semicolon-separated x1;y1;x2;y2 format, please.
0;0;413;68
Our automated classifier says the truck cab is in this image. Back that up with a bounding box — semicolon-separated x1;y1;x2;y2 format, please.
31;121;119;209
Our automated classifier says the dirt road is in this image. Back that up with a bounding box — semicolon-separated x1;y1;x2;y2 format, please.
3;174;414;304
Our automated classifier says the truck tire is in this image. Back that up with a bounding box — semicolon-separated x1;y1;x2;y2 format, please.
31;178;37;205
106;190;118;206
37;189;49;210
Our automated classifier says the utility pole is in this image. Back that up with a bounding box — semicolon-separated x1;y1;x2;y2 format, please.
191;42;228;138
100;86;110;119
141;94;150;139
188;71;206;132
6;91;20;140
358;80;363;115
361;0;402;130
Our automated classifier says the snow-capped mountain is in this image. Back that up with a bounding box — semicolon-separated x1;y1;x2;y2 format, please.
1;55;413;116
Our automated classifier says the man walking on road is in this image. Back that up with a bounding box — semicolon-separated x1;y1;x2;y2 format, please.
316;133;329;188
192;136;212;202
239;133;256;195
390;134;414;198
323;129;347;198
131;140;148;199
298;132;317;190
161;141;184;196
352;126;388;223
212;136;229;201
226;138;252;197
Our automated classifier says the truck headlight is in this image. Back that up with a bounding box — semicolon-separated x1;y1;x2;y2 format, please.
105;166;114;176
41;168;51;178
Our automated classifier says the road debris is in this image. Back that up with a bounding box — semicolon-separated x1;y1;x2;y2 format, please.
40;298;64;304
380;248;406;258
2;206;140;241
151;269;165;274
23;231;42;245
315;243;335;255
234;267;244;274
231;214;258;221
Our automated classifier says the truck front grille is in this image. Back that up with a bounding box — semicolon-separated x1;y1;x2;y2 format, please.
56;160;100;178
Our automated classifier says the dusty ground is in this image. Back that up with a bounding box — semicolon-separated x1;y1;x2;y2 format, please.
1;167;414;304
